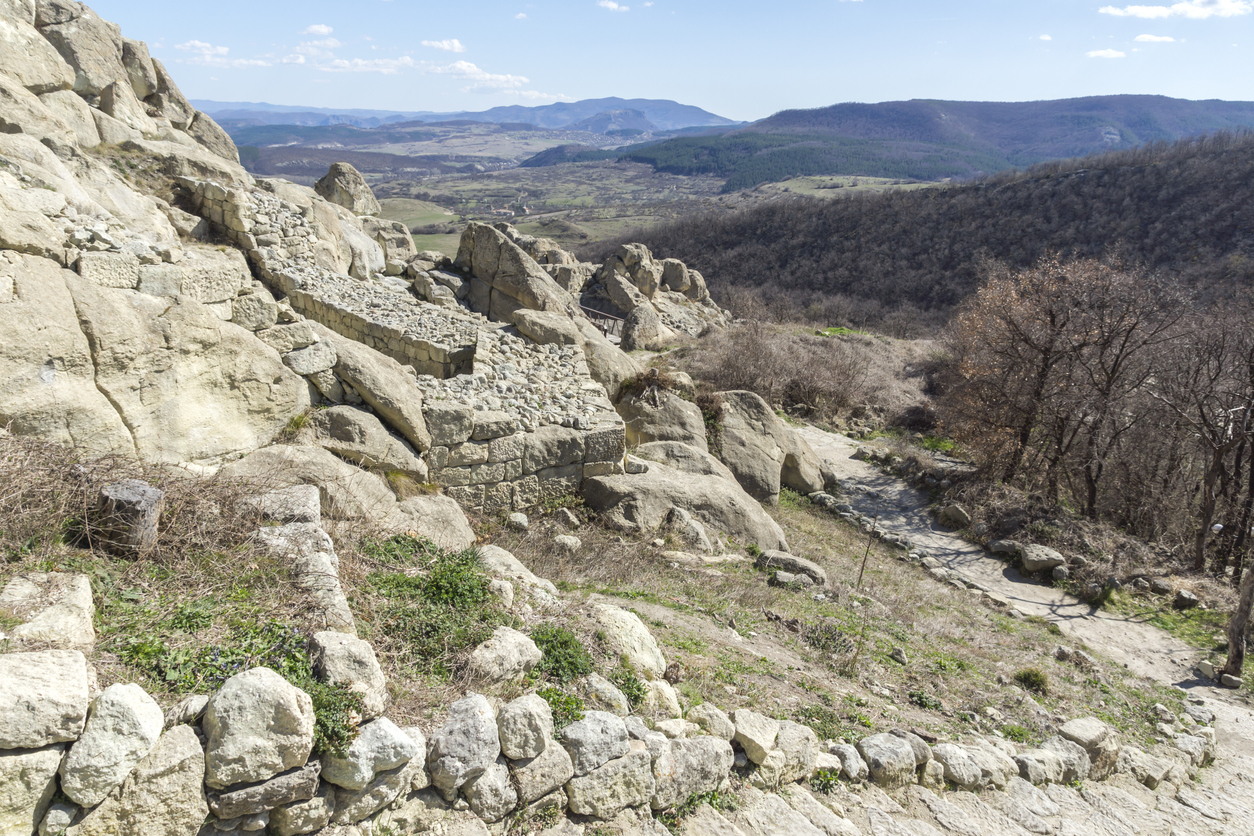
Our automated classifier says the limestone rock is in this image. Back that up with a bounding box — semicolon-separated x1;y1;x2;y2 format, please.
1013;749;1064;785
732;710;779;765
66;725;208;836
641;679;682;720
310;631;389;722
756;550;827;587
1039;735;1090;783
650;736;735;810
856;733;916;789
497;694;553;760
0;744;65;836
314;163;381;216
60;683;164;807
575;674;630;717
1019;545;1065;574
770;721;819;785
574;317;644;402
462;758;517;823
617;388;708;452
206;762;321;820
329;751;424;825
583;459;789;553
476;544;559;600
687;703;735;741
427;694;500;801
590;604;667;680
245;485;321;525
564;741;654;820
222;445;397;526
561;711;629;776
252;522;355;634
829;742;869;782
716;390;790;503
395;494;477;552
683;803;748;836
1;11;75;94
621;304;676;352
0;649;89;748
203;667;316;790
511;733;575;805
321;718;420;791
268;781;334;836
329;332;431;452
36;1;126;97
37;800;75;836
469;626;543;684
730;790;825;836
1058;716;1120;780
0;572;94;649
283;341;336;376
931;743;981;790
67;278;310;465
0;253;132;454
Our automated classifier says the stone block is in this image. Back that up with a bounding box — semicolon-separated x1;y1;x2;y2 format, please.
78;252;140;289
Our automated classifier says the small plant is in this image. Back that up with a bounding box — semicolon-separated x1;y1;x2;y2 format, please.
609;666;648;710
809;766;842;794
745;543;763;559
537;687;585;730
1002;724;1034;743
1014;667;1050;695
908;690;943;711
778;488;811;510
656;790;738;834
794;704;845;740
276;409;310;442
531;625;594;684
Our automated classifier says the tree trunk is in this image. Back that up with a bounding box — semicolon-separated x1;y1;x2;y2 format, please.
1225;566;1254;677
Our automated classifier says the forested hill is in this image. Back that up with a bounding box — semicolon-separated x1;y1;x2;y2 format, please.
591;131;1254;321
617;95;1254;189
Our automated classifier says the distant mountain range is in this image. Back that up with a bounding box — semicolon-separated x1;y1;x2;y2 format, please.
192;97;739;132
595;95;1254;190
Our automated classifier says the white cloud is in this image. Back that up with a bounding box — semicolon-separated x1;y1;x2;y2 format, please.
282;54;306;64
1087;48;1128;57
1100;1;1251;18
321;56;417;74
598;0;629;11
431;60;528;88
1039;34;1052;40
294;38;341;58
515;12;527;17
175;40;273;67
302;24;333;35
422;38;466;52
1135;33;1176;40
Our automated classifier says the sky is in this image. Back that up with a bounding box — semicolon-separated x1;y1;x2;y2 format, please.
92;0;1254;122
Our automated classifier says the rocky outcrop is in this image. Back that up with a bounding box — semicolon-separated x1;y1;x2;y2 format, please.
314;162;382;217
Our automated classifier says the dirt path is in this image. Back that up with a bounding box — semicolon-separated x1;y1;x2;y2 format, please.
795;425;1254;767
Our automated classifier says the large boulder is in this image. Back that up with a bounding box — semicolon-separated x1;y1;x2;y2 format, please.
321;718;420;791
732;710;779;765
510;737;574;805
221;445;399;526
314;162;381;216
325;328;431;452
468;626;543;684
0;744;65;836
496;694;553;761
590;604;667;680
427;694;500;801
0;571;95;648
202;667;316;790
561;711;629;776
310;631;389;722
620;304;676;352
617;388;708;452
1019;544;1066;574
650;736;735;810
583;457;789;552
1058;717;1120;780
717;390;789;503
59;683;165;807
304;405;428;478
1;10;75;94
66;277;310;465
856;733;917;790
35;0;127;97
453;222;570;315
65;725;208;836
0;649;89;748
564;741;654;819
574;317;644;402
0;254;133;454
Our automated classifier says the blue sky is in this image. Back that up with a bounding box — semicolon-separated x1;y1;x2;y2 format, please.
93;0;1254;122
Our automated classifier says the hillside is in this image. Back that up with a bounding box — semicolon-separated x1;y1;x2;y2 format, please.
597;131;1254;320
616;95;1254;189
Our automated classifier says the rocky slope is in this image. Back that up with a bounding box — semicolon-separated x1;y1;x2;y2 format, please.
2;3;1253;836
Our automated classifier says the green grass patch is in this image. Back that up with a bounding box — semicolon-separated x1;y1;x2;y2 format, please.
531;624;595;684
819;327;866;337
1002;723;1034;743
537;687;585;730
809;766;842;794
1105;591;1229;650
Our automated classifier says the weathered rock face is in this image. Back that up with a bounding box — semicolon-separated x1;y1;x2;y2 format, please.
564;741;654;819
314;162;381;216
617;388;708;452
467;626;543;684
304;405;428;479
66;724;208;836
321;718;420;791
857;733;917;789
590;604;667;680
0;649;89;748
427;694;500;801
650;737;735;810
310;631;389;722
202;667;316;790
59;683;165;807
496;694;553;761
561;711;630;776
583;455;789;552
0;571;95;649
0;743;65;836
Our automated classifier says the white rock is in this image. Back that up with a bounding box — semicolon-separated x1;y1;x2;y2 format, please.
497;694;553;760
0;744;66;836
830;743;869;783
510;733;575;804
0;649;89;748
203;667;316;789
687;703;735;741
1014;749;1064;785
321;718;420;791
591;604;667;680
564;741;654;819
561;711;629;776
310;632;388;721
575;673;629;717
268;782;334;836
468;626;542;683
642;679;682;719
0;573;95;649
650;736;735;810
60;683;165;807
732;709;779;765
462;758;517;823
427;694;501;801
931;743;981;790
856;733;917;789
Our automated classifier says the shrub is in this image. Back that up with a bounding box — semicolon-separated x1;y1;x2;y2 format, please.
1002;723;1034;743
809;767;841;794
537;687;585;730
609;666;648;710
908;690;943;710
1014;667;1049;695
532;625;594;684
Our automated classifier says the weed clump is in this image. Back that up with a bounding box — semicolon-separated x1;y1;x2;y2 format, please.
531;624;594;684
609;666;648;710
537;687;585;730
1014;667;1050;695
